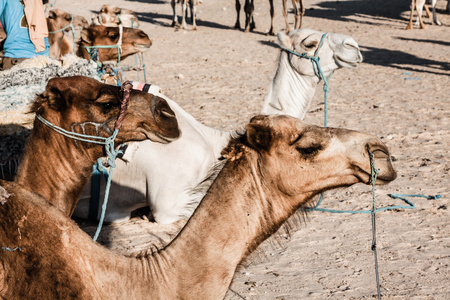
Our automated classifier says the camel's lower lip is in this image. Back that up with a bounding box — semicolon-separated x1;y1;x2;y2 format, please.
134;44;151;51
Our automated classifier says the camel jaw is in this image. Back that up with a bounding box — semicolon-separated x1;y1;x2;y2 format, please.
138;123;179;144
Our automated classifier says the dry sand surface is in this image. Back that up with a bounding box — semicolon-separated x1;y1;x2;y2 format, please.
56;0;449;298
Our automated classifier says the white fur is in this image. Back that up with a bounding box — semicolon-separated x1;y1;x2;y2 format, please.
73;29;363;225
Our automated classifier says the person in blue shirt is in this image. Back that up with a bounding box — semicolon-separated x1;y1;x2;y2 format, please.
0;0;50;70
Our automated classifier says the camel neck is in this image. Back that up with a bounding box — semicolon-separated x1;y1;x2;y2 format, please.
143;151;301;299
168;98;232;157
15;116;104;216
261;52;319;119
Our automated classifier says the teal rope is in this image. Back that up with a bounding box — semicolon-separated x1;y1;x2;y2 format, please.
48;14;76;52
370;153;381;300
1;247;21;252
282;33;333;127
35;114;123;241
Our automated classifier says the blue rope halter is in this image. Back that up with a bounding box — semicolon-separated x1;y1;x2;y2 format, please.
36;81;133;241
83;23;123;66
48;14;77;53
281;33;332;127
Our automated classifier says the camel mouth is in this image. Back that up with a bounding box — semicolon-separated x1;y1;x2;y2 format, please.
335;52;363;69
140;123;179;144
145;130;178;144
133;43;151;52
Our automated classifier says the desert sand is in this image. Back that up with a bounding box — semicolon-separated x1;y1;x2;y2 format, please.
36;0;450;298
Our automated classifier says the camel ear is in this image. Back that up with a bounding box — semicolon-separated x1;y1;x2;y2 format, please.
246;123;272;151
277;31;293;51
80;28;94;45
35;78;71;111
48;10;56;19
112;7;121;14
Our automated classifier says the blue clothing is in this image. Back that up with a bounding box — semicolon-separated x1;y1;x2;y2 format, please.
0;0;49;58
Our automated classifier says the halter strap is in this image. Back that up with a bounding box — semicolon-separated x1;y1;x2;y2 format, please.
83;23;123;64
281;33;333;127
48;14;76;52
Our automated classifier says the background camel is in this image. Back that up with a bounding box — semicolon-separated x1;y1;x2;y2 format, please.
171;0;198;30
73;28;363;225
77;24;152;62
14;76;179;217
235;0;304;35
406;0;442;29
91;4;140;28
0;114;396;299
47;9;89;58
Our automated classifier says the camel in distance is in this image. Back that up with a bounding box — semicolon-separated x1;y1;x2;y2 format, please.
76;25;152;62
14;76;180;217
46;8;151;61
74;28;363;225
91;4;140;28
0;114;397;299
235;0;305;35
47;9;89;58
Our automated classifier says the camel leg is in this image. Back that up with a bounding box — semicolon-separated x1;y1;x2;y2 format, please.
282;0;291;34
234;0;241;30
431;0;441;25
292;0;303;30
191;0;197;30
299;0;305;29
171;0;179;27
268;0;275;35
243;0;254;32
413;0;427;28
406;0;416;29
249;0;256;31
181;0;187;29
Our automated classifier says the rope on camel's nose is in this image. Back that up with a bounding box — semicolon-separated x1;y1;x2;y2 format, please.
92;80;132;242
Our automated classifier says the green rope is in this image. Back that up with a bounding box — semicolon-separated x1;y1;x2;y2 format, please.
35;114;124;242
48;14;76;52
370;153;381;300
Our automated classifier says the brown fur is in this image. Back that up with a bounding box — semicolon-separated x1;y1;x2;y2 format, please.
14;76;179;216
1;115;395;299
77;25;152;62
47;9;89;58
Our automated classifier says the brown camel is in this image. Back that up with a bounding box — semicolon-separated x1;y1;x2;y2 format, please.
76;25;152;62
235;0;304;35
14;76;179;217
92;4;140;28
0;114;396;299
47;9;89;58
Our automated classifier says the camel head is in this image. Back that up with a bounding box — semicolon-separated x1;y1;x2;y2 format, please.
47;9;89;58
47;9;89;32
278;28;363;78
77;25;151;62
225;115;396;203
30;76;180;147
91;5;140;28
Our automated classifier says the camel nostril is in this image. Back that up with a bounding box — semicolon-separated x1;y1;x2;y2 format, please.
161;108;175;118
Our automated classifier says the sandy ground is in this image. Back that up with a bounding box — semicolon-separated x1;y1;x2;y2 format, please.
44;0;450;298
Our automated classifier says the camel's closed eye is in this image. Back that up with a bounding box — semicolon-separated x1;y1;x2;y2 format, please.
296;145;321;158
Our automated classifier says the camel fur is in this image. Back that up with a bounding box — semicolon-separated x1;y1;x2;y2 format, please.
14;76;180;216
0;114;397;299
73;28;362;225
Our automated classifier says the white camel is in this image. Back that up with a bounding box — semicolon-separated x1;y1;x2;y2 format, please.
73;29;362;225
406;0;442;29
171;0;198;30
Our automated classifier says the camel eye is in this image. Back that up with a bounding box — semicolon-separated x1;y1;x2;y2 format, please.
100;102;114;112
303;42;317;49
296;146;320;157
